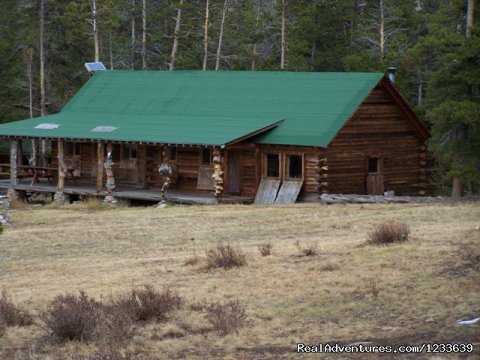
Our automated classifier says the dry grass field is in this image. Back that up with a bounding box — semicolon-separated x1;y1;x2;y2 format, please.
0;201;479;359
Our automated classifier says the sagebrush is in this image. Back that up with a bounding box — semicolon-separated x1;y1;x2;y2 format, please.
112;286;181;322
205;299;247;335
258;243;273;257
367;221;410;245
0;290;33;327
295;240;318;256
205;243;246;269
42;290;103;341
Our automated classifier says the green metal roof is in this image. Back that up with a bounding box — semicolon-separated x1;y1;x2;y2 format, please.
0;70;384;147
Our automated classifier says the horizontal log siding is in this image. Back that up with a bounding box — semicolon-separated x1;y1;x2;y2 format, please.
327;86;427;196
240;149;257;196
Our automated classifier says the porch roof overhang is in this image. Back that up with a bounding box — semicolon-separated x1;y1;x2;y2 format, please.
0;113;283;147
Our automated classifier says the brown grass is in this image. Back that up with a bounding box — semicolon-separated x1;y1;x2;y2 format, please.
0;203;479;359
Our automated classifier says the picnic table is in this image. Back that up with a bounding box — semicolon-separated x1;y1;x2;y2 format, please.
29;166;55;185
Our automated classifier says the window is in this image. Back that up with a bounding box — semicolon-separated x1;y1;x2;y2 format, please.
123;144;138;160
266;153;280;178
287;154;303;179
201;148;212;165
169;147;177;161
368;157;379;173
66;142;81;156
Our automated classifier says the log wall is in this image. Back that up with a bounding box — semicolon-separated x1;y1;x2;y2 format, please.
326;85;429;196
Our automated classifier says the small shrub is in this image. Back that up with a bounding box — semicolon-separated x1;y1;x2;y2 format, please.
295;240;318;256
205;243;246;269
258;243;273;257
112;286;181;322
183;256;200;266
320;263;340;272
0;290;33;327
99;307;137;346
42;290;103;341
205;299;247;336
367;221;410;245
0;318;5;337
370;280;380;298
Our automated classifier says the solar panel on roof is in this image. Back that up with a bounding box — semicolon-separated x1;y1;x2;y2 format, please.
84;62;107;73
35;123;60;129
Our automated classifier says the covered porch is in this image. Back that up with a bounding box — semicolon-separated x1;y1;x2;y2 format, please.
0;178;254;205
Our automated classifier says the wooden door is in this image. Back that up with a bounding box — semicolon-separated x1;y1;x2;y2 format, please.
367;174;384;195
227;151;241;195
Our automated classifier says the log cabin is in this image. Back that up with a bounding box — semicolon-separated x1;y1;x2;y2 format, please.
0;70;430;204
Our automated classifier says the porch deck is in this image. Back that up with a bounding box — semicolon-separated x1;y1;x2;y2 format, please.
0;179;254;205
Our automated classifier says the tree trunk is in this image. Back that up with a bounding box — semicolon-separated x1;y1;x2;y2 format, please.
451;178;463;198
203;0;209;71
92;0;99;62
142;0;147;69
251;3;260;71
310;39;316;71
39;0;47;167
170;0;183;71
280;0;286;70
379;0;385;59
131;0;135;69
466;0;475;38
39;0;45;116
109;30;114;69
23;48;34;119
215;0;229;71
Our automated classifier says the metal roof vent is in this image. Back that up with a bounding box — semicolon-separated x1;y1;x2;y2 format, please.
35;123;60;129
91;126;118;132
84;62;107;73
387;67;396;83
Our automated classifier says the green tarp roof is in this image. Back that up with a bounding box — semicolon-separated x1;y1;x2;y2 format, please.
0;70;384;147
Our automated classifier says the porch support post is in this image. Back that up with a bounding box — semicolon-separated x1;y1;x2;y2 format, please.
96;142;105;192
104;143;117;204
316;155;329;196
57;140;65;191
212;146;224;204
30;139;37;166
9;139;18;186
158;145;171;204
6;139;23;206
54;139;68;204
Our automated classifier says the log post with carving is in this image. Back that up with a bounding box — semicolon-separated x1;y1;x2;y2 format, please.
9;140;18;186
96;142;105;192
212;147;224;204
158;145;171;202
6;139;21;204
103;143;116;203
316;156;329;195
54;140;68;204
